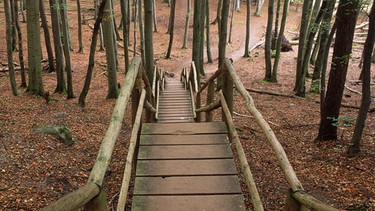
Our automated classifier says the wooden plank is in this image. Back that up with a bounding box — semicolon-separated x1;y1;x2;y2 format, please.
132;195;246;211
141;122;227;135
133;175;242;195
157;119;195;123
140;134;228;145
158;113;193;118
136;159;238;176
138;145;233;160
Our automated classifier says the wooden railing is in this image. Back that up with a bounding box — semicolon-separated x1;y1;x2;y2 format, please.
189;59;338;211
42;56;155;211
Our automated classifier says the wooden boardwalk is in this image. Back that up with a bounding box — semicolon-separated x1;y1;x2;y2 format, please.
131;81;246;210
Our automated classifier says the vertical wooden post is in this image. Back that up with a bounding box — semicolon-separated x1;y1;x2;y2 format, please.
283;189;300;211
196;91;201;122
222;65;233;121
205;80;215;122
83;188;107;211
132;66;142;124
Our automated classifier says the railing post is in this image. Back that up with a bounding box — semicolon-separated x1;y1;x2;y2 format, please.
205;80;215;122
222;62;233;121
132;66;142;124
83;188;107;211
283;189;300;211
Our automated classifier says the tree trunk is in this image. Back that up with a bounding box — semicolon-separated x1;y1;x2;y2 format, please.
294;0;313;92
228;0;236;44
348;2;374;156
50;0;66;93
13;0;26;88
272;0;290;82
192;0;206;76
103;0;119;99
120;0;130;73
77;0;84;53
264;0;274;81
272;0;281;50
166;0;176;58
138;0;146;62
4;0;18;96
311;0;335;93
60;0;74;99
78;0;108;107
144;0;155;82
244;0;251;57
152;0;158;32
182;0;191;49
296;0;327;97
206;0;213;63
254;0;264;17
39;0;55;73
219;0;230;69
133;0;138;56
26;0;44;95
316;0;359;141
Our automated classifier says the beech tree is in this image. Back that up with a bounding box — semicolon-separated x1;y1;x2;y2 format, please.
316;0;360;141
144;0;155;82
4;0;18;96
182;0;191;49
192;0;206;76
166;0;176;58
13;0;26;88
39;0;55;73
348;1;375;156
244;0;251;57
26;0;44;95
264;0;274;81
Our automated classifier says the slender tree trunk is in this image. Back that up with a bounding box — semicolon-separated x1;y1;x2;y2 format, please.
139;0;146;63
78;0;108;107
152;0;158;32
294;0;313;91
272;0;281;50
103;0;119;99
348;2;375;156
244;0;251;57
166;0;176;58
264;0;274;81
14;0;26;88
192;0;206;76
272;0;290;82
20;0;26;22
219;0;230;69
228;0;236;44
10;0;17;51
144;0;155;82
39;0;55;73
60;0;74;98
4;0;18;96
50;0;66;93
120;0;130;73
182;0;191;49
133;0;138;56
254;0;264;17
77;0;84;53
311;0;335;92
316;0;359;141
296;0;327;97
206;0;213;63
26;0;44;95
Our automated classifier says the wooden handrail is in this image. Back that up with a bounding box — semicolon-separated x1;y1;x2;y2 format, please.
43;56;142;211
219;90;264;211
190;61;198;92
117;89;146;211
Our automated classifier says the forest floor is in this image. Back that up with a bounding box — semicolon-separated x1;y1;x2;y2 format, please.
0;0;375;210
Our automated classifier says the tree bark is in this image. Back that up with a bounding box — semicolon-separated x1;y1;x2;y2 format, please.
13;0;26;87
39;0;55;73
103;0;119;99
4;0;18;96
77;0;84;53
316;0;359;141
166;0;176;58
348;2;375;155
26;0;44;95
182;0;191;49
264;0;274;81
192;0;206;76
244;0;251;57
120;0;130;73
206;0;213;63
144;0;155;82
50;0;66;93
78;0;108;107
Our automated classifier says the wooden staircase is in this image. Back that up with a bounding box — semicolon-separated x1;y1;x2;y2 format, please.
131;80;246;210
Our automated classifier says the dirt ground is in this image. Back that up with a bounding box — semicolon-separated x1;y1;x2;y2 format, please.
0;0;374;210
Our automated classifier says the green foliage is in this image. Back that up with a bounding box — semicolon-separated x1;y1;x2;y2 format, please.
327;116;354;127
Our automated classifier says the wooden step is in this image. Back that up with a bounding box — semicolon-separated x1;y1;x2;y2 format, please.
141;122;227;135
140;134;228;145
